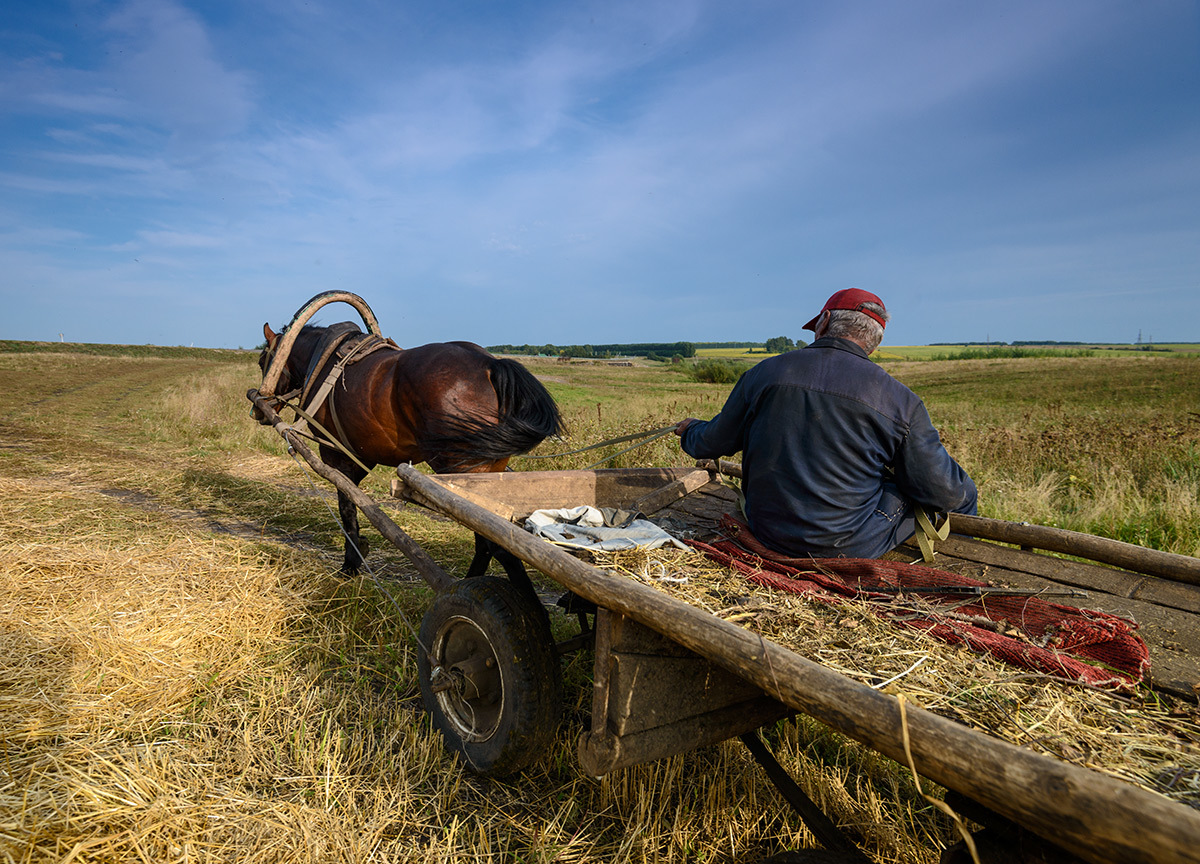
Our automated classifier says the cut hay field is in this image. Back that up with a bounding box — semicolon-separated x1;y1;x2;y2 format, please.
2;344;1198;863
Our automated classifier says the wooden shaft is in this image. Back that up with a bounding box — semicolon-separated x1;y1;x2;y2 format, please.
248;389;455;592
395;462;1200;864
697;460;1200;585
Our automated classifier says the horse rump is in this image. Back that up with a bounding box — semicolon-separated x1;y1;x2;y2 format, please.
423;357;564;471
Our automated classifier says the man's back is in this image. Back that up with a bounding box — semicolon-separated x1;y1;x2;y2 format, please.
680;336;975;558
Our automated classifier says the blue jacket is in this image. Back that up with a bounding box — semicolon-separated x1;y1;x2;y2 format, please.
681;337;977;558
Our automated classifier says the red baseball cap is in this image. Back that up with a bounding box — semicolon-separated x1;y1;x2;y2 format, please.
803;288;887;331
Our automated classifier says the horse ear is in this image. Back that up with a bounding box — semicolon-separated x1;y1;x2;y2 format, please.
263;322;277;345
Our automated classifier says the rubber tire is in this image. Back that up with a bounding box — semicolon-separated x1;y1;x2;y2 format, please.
417;575;563;776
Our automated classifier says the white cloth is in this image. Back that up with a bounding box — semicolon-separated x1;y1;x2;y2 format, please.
524;505;687;551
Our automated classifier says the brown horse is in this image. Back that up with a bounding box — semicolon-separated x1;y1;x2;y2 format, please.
256;320;563;585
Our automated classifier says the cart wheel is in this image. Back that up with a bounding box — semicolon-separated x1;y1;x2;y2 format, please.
417;576;562;776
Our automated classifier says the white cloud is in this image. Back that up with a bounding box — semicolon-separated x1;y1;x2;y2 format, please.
101;0;254;141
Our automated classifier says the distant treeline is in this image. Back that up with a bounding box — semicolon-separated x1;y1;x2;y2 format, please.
0;340;247;359
487;342;697;359
928;341;1098;346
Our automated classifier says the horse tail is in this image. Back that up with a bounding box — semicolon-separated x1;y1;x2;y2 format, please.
422;358;564;471
489;357;564;446
489;355;564;439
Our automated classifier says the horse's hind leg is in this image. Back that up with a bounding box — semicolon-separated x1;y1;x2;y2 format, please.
468;533;536;602
465;533;493;579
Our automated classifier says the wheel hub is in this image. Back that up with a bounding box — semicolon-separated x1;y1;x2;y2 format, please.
430;616;504;741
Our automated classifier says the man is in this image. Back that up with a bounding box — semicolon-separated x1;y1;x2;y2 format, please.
675;288;977;559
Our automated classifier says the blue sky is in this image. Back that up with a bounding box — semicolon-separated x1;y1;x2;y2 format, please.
2;1;1197;349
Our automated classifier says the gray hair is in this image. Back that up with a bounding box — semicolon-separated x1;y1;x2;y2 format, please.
824;302;889;353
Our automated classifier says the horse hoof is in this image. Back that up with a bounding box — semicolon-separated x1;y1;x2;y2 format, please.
341;540;369;577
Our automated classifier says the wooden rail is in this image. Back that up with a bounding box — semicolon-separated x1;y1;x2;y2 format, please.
948;513;1200;585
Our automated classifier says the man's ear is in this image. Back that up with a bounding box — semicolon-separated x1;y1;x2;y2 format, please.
813;310;830;338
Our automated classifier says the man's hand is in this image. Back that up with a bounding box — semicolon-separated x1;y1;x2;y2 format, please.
674;418;698;437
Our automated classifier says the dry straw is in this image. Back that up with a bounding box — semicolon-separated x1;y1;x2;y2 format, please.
5;467;1195;863
3;475;915;863
589;545;1200;810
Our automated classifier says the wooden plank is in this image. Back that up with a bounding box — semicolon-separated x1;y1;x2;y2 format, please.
913;536;1200;615
591;609;617;737
593;612;768;737
584;611;787;773
394;464;1200;864
390;475;516;522
579;695;791;776
608;611;696;658
607;651;767;735
661;483;739;524
631;468;713;515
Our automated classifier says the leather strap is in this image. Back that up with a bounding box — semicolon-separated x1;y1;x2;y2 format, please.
914;507;951;563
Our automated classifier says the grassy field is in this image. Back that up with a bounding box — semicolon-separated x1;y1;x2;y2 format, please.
2;344;1198;862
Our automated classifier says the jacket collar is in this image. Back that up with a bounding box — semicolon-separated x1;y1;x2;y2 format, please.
807;335;870;360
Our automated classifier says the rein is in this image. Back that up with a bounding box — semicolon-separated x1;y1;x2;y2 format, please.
519;424;677;469
276;396;373;474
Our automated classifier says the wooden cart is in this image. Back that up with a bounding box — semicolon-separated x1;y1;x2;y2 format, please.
248;390;1200;864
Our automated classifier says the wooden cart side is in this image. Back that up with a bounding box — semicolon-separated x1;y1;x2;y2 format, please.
581;608;791;775
394;463;1200;864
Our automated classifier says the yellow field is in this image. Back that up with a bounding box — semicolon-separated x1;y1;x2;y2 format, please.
694;346;767;359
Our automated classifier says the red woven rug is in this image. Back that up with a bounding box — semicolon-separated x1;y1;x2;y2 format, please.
686;515;1149;689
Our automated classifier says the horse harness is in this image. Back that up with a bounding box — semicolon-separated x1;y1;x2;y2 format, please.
280;324;401;469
